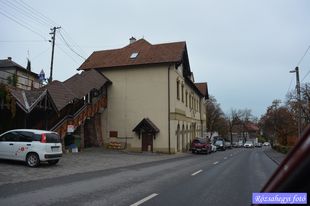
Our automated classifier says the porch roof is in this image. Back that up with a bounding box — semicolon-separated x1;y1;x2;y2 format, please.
133;118;160;133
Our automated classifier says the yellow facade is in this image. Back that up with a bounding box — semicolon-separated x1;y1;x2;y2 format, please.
100;63;204;153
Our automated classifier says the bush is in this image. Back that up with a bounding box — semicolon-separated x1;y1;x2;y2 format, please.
272;145;292;154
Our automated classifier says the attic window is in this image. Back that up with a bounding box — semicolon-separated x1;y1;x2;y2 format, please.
130;52;139;59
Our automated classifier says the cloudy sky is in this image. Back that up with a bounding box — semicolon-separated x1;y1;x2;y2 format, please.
1;0;310;117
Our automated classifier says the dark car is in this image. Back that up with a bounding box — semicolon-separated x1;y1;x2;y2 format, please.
214;140;226;151
191;138;211;154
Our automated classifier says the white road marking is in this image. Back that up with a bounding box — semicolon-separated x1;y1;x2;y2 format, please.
224;157;227;159
130;193;159;206
191;169;203;176
213;161;219;165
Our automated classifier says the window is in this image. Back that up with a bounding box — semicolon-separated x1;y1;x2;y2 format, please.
181;83;184;102
189;94;191;108
130;52;139;59
0;132;19;141
185;90;188;107
17;131;33;142
176;79;180;100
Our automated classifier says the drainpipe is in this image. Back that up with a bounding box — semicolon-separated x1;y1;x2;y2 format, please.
168;64;171;154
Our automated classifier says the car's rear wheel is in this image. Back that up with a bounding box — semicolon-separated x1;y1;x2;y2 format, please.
48;159;59;165
26;153;40;167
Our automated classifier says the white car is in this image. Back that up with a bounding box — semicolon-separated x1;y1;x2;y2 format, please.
0;129;62;167
243;141;254;148
263;142;270;146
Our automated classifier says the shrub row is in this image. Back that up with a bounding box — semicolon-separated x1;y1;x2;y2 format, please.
272;145;292;154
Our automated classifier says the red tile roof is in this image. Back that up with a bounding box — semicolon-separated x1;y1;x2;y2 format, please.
42;70;111;111
195;82;209;98
79;39;186;70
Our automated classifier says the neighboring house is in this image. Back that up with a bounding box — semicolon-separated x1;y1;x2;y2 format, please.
0;69;111;150
79;38;209;153
244;123;260;139
195;82;209;137
0;57;40;90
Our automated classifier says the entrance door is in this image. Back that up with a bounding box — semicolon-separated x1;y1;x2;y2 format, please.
142;133;153;152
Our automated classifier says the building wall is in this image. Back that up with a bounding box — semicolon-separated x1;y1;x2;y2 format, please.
0;68;40;90
99;63;204;153
100;64;170;153
169;64;203;152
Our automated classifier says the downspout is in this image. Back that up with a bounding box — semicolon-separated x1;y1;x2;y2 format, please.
200;97;203;137
168;64;171;154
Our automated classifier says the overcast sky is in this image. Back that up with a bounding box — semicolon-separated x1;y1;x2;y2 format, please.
1;0;310;118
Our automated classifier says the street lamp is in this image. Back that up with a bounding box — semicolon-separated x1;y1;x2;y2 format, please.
290;67;301;139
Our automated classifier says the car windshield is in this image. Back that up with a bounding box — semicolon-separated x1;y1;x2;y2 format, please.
215;141;223;145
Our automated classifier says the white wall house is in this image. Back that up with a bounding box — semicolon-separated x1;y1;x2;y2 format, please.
79;38;209;153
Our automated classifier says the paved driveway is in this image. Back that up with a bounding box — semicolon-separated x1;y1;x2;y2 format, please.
0;148;189;186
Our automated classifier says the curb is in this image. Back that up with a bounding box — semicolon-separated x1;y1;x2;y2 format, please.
263;148;284;165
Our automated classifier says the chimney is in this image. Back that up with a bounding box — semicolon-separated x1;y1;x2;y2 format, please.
129;37;136;44
8;57;12;61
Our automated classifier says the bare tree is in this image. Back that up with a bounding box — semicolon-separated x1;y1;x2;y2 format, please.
260;99;296;146
205;96;224;138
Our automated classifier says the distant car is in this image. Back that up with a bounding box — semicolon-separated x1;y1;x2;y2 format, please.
191;138;211;154
0;129;62;167
237;141;244;147
243;141;254;148
232;142;238;148
255;142;262;147
225;141;232;149
214;140;226;151
263;142;270;146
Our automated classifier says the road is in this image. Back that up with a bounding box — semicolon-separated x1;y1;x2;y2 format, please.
0;148;278;206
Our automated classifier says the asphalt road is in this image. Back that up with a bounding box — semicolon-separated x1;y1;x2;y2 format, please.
0;148;278;206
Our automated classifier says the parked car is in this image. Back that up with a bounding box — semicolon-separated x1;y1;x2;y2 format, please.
263;142;270;146
243;141;254;148
225;141;232;149
191;138;211;154
232;142;238;148
214;140;226;151
237;140;244;147
0;129;62;167
255;142;262;147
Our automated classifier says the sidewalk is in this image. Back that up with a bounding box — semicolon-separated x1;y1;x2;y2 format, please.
263;147;287;165
0;147;190;186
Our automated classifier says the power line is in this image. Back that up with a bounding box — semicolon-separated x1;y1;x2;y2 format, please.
287;75;294;94
0;40;46;43
0;10;47;40
18;0;58;26
301;68;310;82
1;1;50;28
56;44;79;64
61;28;88;57
297;45;310;66
58;30;86;60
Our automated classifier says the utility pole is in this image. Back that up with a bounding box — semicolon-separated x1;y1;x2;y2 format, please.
290;67;302;139
48;26;61;83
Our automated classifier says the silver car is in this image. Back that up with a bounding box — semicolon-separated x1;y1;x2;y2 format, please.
0;129;62;167
243;141;254;148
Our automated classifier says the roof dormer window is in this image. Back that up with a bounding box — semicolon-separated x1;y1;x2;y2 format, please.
130;52;139;59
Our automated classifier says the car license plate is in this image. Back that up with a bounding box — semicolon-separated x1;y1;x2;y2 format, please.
51;146;59;152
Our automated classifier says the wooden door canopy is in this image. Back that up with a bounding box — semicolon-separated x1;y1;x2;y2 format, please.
133;118;160;134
